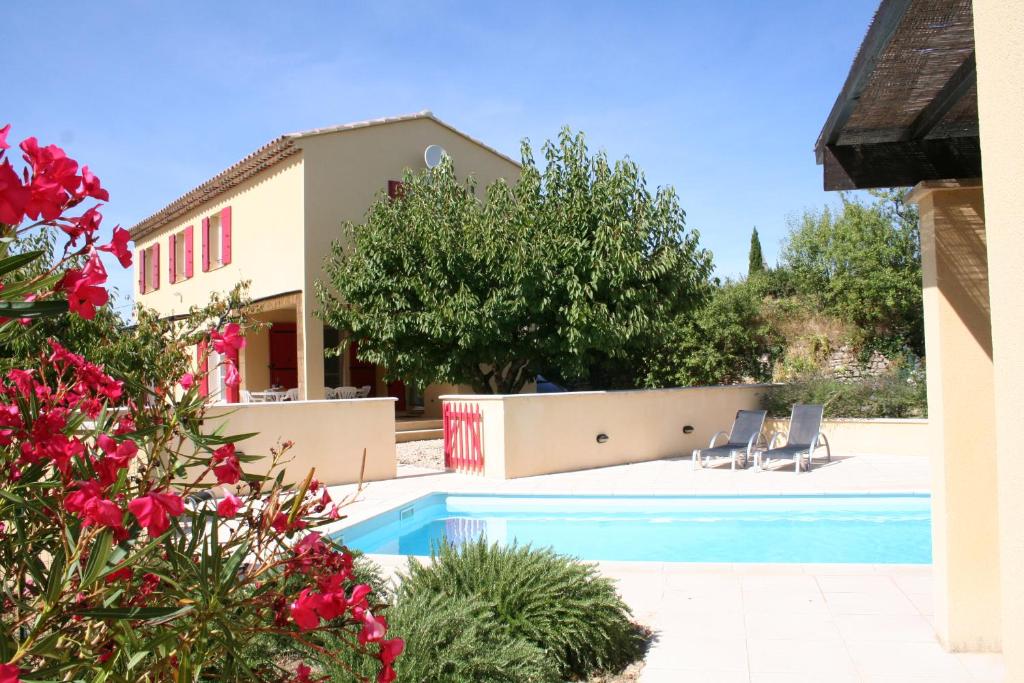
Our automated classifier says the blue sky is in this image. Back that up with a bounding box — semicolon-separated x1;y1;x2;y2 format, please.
7;0;877;314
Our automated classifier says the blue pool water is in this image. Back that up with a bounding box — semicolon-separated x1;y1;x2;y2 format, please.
338;493;932;564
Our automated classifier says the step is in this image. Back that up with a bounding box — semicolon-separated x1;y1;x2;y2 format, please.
396;419;442;432
396;428;443;443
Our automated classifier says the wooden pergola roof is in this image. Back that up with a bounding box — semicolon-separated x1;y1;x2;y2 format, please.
815;0;979;190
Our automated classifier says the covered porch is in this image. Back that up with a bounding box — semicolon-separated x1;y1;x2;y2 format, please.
240;292;305;399
815;0;1023;676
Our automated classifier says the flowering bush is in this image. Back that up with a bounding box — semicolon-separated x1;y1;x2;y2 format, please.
0;124;401;681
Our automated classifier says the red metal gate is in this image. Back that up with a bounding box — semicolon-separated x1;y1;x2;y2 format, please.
443;402;484;474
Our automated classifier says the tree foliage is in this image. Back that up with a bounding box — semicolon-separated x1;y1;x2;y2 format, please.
642;279;780;387
779;189;922;355
747;227;765;275
318;128;713;393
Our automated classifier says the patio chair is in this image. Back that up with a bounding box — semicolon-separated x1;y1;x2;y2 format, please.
693;409;767;470
241;389;253;403
356;385;372;398
284;388;299;402
759;404;830;474
336;386;359;399
325;387;339;399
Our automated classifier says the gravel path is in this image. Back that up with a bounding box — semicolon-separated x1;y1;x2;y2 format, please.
396;439;445;470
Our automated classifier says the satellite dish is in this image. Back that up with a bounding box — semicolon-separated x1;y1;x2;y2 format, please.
424;144;447;168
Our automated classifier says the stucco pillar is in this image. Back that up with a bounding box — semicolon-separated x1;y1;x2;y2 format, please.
974;1;1024;675
300;299;324;401
910;182;1001;652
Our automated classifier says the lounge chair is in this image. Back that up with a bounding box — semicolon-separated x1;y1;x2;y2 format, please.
693;409;767;470
759;404;831;474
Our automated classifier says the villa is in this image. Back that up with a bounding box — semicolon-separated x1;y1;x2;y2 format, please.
122;2;1024;681
128;111;520;412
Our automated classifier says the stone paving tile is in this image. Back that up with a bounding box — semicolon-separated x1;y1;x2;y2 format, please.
845;640;974;678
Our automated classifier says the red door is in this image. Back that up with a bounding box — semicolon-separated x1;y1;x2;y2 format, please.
269;323;298;388
387;379;407;411
348;340;376;394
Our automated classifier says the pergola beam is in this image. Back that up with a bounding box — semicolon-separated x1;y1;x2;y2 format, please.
823;137;983;190
906;52;977;141
814;0;914;162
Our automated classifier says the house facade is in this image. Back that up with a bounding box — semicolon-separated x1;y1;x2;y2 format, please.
129;111;521;409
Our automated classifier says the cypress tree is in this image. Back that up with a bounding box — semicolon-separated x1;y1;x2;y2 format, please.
748;226;766;275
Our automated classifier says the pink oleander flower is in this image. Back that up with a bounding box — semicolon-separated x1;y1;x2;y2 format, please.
98;225;132;267
0;159;29;225
217;492;242;517
271;511;307;534
358;610;388;645
61;205;102;246
379;637;404;666
0;663;21;683
212;443;241;485
59;251;109;320
294;663;313;683
64;480;124;530
20;136;80;221
0;123;10;150
179;372;194;390
224;361;240;389
290;589;323;631
128;491;185;536
211;322;246;355
79;165;109;201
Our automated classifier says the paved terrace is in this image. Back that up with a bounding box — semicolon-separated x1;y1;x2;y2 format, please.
323;455;1004;682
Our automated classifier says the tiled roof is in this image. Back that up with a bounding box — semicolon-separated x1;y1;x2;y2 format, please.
129;110;519;240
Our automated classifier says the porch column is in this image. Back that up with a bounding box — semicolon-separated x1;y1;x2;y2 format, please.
975;1;1024;675
910;182;1001;652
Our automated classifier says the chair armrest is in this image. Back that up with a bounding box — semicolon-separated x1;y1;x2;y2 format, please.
767;431;785;449
708;430;730;448
817;432;832;461
745;431;760;456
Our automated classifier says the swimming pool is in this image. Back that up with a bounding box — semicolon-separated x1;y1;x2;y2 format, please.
337;493;931;564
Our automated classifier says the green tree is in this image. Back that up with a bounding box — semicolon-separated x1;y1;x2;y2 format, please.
779;189;922;355
643;279;780;387
318;128;714;393
748;226;766;275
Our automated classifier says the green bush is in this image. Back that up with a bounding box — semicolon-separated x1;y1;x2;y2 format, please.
318;540;648;681
394;540;646;681
324;590;561;683
763;371;927;418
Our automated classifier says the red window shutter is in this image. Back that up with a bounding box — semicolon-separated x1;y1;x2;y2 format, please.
184;225;194;278
225;347;240;403
201;217;210;272
220;206;232;265
168;233;176;284
151;243;160;291
387;180;404;199
138;250;146;293
197;339;209;397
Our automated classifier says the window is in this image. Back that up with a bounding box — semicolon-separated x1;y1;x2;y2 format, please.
138;243;160;294
202;206;232;271
203;215;220;268
169;225;193;283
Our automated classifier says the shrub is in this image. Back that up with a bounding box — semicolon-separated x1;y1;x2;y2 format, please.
396;540;646;680
764;371;927;418
324;590;560;683
0;124;399;682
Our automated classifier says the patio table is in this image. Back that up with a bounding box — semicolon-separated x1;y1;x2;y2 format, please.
249;390;288;402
